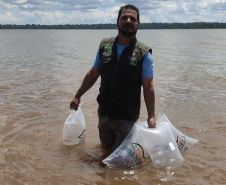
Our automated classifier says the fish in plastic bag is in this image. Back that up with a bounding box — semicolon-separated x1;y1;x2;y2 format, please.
102;123;149;169
62;107;86;145
102;113;199;168
157;113;199;151
138;121;184;168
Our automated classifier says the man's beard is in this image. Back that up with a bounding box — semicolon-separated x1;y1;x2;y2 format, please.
118;26;137;37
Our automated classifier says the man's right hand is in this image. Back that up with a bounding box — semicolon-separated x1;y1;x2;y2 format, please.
70;97;80;111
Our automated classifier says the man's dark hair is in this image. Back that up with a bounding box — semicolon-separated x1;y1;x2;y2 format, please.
117;4;140;23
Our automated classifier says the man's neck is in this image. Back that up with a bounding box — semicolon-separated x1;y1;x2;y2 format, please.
117;32;136;46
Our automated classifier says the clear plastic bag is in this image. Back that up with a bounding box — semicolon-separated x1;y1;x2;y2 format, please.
102;123;149;169
157;113;199;151
138;121;184;168
102;113;199;168
62;107;86;145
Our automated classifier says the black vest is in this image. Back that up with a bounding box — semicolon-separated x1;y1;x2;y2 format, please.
97;37;152;122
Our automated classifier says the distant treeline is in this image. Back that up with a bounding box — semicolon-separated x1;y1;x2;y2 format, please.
0;22;226;29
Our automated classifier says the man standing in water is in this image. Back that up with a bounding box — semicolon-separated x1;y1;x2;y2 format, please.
70;4;156;150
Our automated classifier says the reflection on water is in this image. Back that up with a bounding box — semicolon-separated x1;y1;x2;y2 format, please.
0;29;226;184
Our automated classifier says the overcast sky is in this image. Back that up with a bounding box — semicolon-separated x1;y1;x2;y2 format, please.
0;0;225;25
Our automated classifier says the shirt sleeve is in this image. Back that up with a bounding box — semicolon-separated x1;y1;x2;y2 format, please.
142;52;154;79
93;50;100;70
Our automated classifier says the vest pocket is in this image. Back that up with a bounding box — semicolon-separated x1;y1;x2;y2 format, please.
100;54;112;64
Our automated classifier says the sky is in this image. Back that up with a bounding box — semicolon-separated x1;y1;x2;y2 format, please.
0;0;225;25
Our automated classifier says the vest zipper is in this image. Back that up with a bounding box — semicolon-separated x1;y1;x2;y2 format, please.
107;46;129;117
107;55;119;117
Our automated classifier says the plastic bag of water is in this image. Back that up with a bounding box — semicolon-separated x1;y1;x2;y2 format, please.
157;113;199;151
138;121;184;168
62;107;86;145
102;123;149;169
102;113;199;168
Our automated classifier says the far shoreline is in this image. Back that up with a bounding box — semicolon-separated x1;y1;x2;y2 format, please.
0;22;226;29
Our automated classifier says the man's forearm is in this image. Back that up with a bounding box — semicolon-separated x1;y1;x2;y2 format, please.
75;67;100;99
142;77;155;118
143;85;155;118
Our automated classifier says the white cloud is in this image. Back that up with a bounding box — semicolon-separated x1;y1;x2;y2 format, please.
16;0;27;4
0;11;23;24
0;1;16;9
0;0;225;24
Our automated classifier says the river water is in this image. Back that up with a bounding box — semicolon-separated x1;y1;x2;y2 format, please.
0;29;226;185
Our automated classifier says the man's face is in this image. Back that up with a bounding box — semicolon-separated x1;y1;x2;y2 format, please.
117;9;139;37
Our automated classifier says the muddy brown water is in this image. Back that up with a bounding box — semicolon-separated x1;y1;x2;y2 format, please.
0;29;226;184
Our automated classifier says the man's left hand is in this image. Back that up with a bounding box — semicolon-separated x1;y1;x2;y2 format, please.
147;117;156;128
